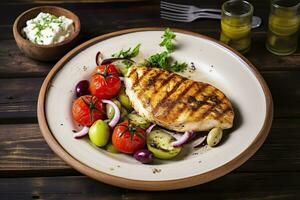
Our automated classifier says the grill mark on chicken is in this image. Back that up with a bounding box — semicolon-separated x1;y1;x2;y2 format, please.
136;69;164;105
200;95;225;120
145;70;163;88
148;73;178;109
129;68;138;87
190;87;217;118
147;70;174;108
133;68;152;87
153;77;186;113
159;80;195;120
194;83;209;97
216;106;233;121
128;67;137;77
151;71;172;94
187;85;211;112
165;81;196;115
158;73;177;90
174;82;202;117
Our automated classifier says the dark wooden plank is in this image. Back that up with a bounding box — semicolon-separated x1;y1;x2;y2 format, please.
0;78;42;123
0;172;299;199
0;119;299;173
0;123;69;171
0;40;53;78
0;70;299;122
263;71;300;118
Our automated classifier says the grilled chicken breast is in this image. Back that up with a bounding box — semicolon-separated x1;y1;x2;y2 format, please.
124;67;234;132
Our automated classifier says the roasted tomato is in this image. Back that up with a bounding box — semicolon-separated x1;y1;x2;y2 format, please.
89;64;121;99
112;120;146;154
72;95;105;126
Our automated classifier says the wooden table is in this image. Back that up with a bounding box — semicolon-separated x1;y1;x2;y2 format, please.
1;0;299;199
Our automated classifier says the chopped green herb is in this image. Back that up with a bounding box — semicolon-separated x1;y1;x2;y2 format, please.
145;51;187;72
112;43;141;67
146;51;169;69
144;28;187;72
159;28;176;52
112;43;141;59
169;61;188;72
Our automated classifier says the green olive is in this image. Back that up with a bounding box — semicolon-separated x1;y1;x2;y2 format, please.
127;113;150;129
118;87;133;111
120;107;128;121
106;99;121;120
207;127;223;147
105;143;120;153
89;120;110;147
147;129;182;159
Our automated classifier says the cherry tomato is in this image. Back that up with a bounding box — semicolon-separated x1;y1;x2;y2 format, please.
112;120;146;154
89;64;121;99
72;95;105;126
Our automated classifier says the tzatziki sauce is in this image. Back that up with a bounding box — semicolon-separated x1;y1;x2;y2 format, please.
22;12;74;45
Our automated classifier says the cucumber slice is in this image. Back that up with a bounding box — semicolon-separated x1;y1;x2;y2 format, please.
147;129;182;159
127;113;150;129
118;87;133;111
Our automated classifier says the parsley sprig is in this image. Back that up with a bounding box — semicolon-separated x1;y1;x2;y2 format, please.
146;51;187;72
112;43;141;59
110;28;188;72
159;28;176;53
145;28;187;72
112;43;141;67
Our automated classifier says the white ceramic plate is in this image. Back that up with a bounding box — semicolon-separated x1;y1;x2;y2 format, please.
38;28;273;190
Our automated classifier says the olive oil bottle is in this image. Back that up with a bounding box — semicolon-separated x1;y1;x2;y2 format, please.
266;0;300;55
220;0;253;54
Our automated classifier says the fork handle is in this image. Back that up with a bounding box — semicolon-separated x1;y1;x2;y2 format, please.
195;8;221;13
196;13;221;19
196;14;221;20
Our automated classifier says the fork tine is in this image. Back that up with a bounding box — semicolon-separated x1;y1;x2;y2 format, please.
161;15;190;22
161;1;191;9
161;10;221;19
160;10;189;17
161;4;189;13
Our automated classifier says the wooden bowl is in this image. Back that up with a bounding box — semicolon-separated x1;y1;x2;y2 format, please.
13;6;80;61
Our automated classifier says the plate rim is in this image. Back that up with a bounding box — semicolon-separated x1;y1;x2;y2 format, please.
37;27;273;191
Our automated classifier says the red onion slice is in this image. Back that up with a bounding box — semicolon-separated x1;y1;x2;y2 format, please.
146;124;156;134
102;99;120;128
101;58;134;65
95;51;102;66
73;126;89;139
193;136;207;148
168;131;182;140
172;131;193;147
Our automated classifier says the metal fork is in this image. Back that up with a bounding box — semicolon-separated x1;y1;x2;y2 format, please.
160;1;262;28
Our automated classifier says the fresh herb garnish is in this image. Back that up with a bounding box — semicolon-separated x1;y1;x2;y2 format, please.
145;51;187;72
169;61;188;72
112;43;141;67
112;43;141;59
159;28;176;53
146;51;169;69
110;28;187;72
145;28;187;72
